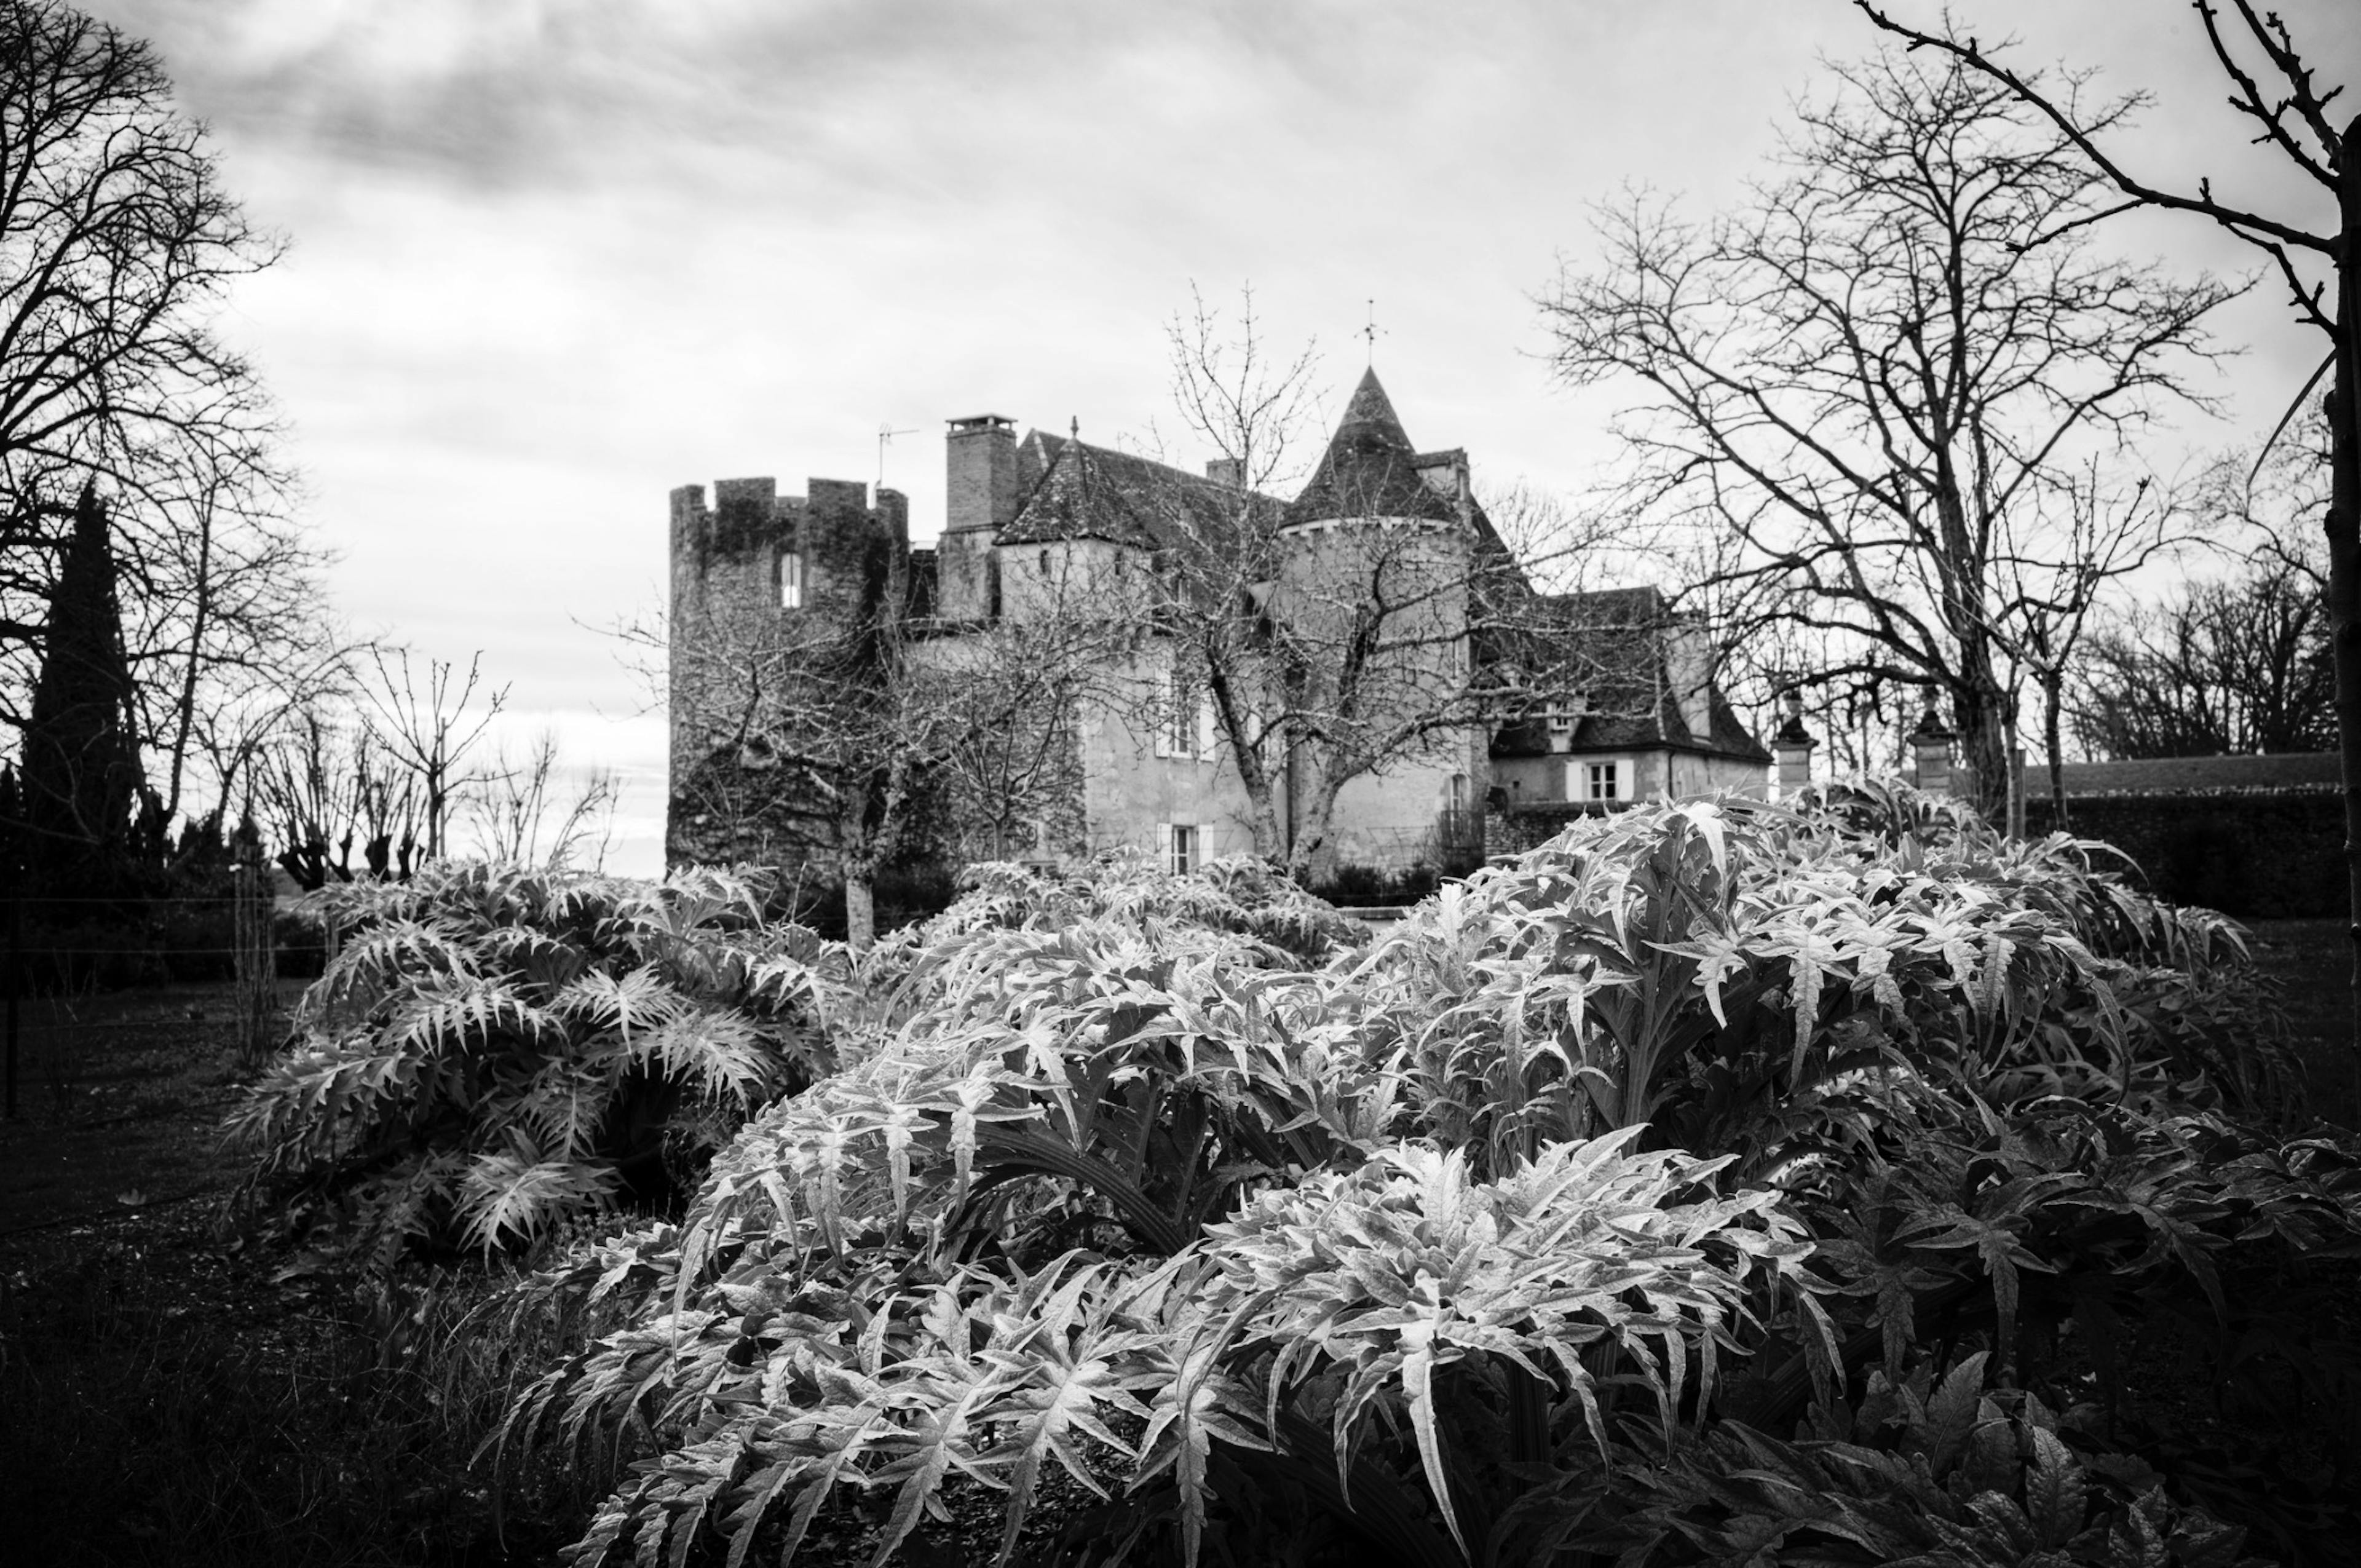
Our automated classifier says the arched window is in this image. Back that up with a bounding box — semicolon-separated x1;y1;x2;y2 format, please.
778;550;804;609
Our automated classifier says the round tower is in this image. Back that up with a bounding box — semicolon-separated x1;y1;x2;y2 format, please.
1273;370;1485;874
665;472;909;868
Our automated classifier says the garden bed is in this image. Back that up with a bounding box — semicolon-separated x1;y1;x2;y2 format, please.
3;882;2357;1566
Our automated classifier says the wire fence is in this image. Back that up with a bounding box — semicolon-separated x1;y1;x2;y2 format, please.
6;873;293;1117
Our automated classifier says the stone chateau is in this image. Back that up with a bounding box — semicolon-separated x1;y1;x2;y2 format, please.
666;370;1768;879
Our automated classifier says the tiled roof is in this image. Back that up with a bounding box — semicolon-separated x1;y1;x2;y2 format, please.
1490;688;1768;763
1488;587;1768;764
999;432;1283;556
1554;584;1668;627
1286;368;1460;526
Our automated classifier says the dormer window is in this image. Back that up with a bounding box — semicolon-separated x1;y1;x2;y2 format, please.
1544;691;1591;730
1543;692;1589;753
778;550;804;609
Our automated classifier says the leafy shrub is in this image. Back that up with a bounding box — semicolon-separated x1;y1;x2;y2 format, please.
1356;788;2296;1183
224;861;849;1269
856;852;1367;999
1310;860;1444;908
491;791;2355;1565
1599;1352;2270;1566
511;1134;1812;1568
499;852;1813;1565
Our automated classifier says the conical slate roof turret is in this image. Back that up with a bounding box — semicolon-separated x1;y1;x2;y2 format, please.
1331;368;1417;459
1287;368;1460;526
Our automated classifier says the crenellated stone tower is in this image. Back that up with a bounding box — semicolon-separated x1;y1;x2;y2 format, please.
666;474;909;867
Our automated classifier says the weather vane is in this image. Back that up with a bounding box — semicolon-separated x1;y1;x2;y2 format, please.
1361;298;1386;366
876;423;918;489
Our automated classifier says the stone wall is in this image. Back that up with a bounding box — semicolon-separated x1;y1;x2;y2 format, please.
2042;753;2339;793
2026;789;2343;919
1485;786;2343;920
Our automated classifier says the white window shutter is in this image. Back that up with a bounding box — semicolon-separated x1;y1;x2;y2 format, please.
1155;821;1171;872
1196;694;1216;759
1152;678;1170;758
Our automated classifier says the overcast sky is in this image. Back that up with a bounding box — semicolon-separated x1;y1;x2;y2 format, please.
85;0;2359;877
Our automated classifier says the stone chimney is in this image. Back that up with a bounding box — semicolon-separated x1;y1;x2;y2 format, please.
1204;456;1244;488
1664;616;1715;741
938;414;1018;621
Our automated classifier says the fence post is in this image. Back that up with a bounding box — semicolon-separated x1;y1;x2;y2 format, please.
5;892;18;1119
232;849;276;1067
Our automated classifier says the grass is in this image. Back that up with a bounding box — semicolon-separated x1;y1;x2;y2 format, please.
0;1198;625;1566
0;981;602;1566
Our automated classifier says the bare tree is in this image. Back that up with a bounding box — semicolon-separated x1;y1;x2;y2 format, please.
355;647;507;864
0;3;310;791
2071;562;2333;760
1991;464;2188;829
2196;404;2333;593
466;729;619;871
1544;46;2232;823
1133;284;1319;867
250;703;421;890
1854;0;2360;1063
1144;287;1631;879
924;565;1118;864
140;438;327;824
644;568;1105;951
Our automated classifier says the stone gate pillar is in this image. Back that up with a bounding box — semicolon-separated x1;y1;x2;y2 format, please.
1771;692;1816;798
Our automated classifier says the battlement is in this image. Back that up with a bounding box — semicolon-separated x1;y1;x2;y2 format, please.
670;474;909;627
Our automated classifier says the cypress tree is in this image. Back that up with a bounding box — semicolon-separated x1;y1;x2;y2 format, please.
20;483;144;890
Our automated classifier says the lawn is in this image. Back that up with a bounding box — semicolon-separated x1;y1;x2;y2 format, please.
0;983;577;1567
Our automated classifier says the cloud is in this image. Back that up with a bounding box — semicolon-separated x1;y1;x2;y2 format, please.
64;0;2361;885
99;1;1325;198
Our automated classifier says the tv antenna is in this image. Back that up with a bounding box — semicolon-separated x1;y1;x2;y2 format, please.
876;423;919;489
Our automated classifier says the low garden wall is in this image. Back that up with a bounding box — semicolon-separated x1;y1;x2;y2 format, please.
2025;788;2344;920
1492;789;2343;920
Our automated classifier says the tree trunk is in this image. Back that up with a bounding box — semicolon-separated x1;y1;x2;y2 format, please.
2329;114;2361;1104
164;490;216;823
2005;718;2025;842
1205;663;1290;865
1955;683;2011;826
1283;756;1341;885
2043;668;2068;833
844;873;876;956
